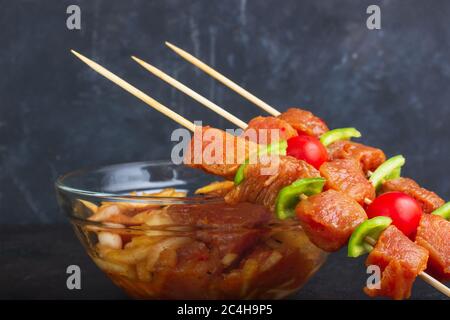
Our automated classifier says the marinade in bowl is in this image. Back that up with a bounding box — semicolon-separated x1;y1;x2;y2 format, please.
56;161;327;299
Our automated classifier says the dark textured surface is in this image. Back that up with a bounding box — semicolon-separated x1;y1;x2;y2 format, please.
0;0;449;224
0;224;444;300
0;0;449;300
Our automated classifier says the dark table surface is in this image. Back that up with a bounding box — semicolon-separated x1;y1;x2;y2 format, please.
0;224;445;300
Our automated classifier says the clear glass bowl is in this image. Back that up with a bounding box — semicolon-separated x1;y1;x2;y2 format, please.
56;161;327;299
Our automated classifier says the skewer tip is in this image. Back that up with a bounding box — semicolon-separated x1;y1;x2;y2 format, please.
131;55;156;72
165;41;177;50
130;55;140;63
70;49;87;63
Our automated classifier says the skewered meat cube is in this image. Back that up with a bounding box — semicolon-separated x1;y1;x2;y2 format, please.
380;177;445;214
415;214;450;281
277;107;329;137
295;190;367;252
244;116;298;144
327;140;386;173
225;156;320;211
364;225;429;300
319;158;375;205
184;126;257;180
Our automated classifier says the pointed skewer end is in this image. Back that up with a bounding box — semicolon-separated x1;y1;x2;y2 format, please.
165;41;179;52
131;56;148;68
131;55;157;73
70;49;88;63
130;55;141;63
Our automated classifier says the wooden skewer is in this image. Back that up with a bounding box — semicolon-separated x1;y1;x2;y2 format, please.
70;50;196;132
131;55;247;129
419;270;450;297
165;41;281;117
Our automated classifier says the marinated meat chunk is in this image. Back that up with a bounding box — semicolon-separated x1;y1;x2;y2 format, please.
184;126;258;180
225;156;320;211
244;116;297;144
153;241;223;299
295;190;367;252
319;158;375;205
197;230;264;264
327;140;386;173
168;203;271;261
415;214;450;281
380;178;445;214
277;107;329;137
365;226;428;300
166;202;273;229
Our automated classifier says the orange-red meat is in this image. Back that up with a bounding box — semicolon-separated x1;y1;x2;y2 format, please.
244;116;298;144
327;140;386;173
277;108;329;137
166;202;273;229
295;190;367;251
415;214;450;281
225;156;320;212
364;226;428;300
184;126;257;180
380;178;445;214
319;158;375;205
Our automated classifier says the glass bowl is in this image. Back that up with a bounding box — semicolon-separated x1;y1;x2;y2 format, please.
56;161;327;299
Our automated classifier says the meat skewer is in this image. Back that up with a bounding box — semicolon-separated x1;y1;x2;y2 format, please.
132;54;378;207
162;43;447;207
135;61;448;296
129;52;449;297
71;49;449;298
165;43;388;175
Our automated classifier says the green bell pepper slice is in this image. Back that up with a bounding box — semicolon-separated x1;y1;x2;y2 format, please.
347;216;392;258
319;127;362;147
275;177;326;220
234;161;248;185
432;202;450;220
234;140;288;185
369;155;405;190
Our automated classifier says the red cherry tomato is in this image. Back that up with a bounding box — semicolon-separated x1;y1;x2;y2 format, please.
366;192;422;237
286;135;328;169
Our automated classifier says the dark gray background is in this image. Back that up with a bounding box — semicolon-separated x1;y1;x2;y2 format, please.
0;0;448;301
0;0;449;224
